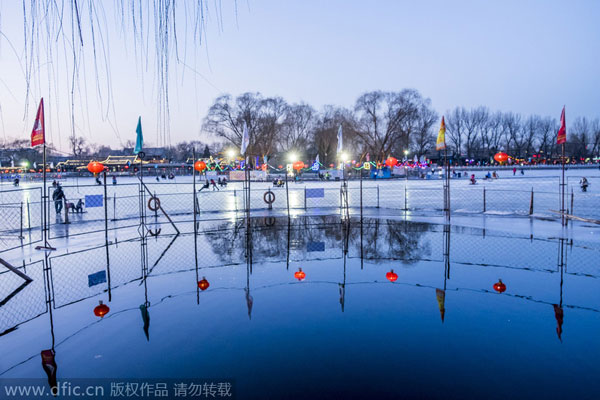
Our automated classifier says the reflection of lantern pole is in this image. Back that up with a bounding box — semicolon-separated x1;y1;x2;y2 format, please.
554;237;566;341
140;239;150;341
41;251;58;394
360;168;364;270
192;147;197;236
560;143;566;226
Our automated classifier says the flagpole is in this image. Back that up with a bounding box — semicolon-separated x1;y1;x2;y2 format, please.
561;142;565;226
35;98;55;250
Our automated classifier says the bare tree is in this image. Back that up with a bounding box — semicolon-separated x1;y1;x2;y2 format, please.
570;117;591;159
445;107;465;158
590;118;600;157
481;111;506;159
280;103;316;153
411;100;438;158
311;106;356;166
354;90;422;161
536;117;557;159
463;107;489;159
69;136;88;157
203;92;287;158
503;113;522;156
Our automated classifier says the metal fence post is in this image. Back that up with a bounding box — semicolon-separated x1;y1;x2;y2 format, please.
304;187;307;210
529;187;534;215
404;186;407;211
234;189;238;212
112;193;117;221
285;171;290;218
377;185;380;208
570;188;574;217
483;187;486;213
360;168;363;218
104;171;109;243
27;199;31;230
20;202;23;239
63;197;70;224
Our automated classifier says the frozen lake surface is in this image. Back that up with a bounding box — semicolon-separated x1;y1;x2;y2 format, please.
0;215;598;399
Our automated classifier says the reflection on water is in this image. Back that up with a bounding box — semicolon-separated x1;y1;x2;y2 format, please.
0;216;599;398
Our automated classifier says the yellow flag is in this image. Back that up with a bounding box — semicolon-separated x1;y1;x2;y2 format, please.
436;116;446;151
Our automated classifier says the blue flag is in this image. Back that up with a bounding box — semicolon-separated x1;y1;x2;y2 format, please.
134;117;143;154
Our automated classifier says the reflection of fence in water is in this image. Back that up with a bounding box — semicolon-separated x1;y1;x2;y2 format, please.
0;260;46;335
2;216;599;334
141;217;600;280
0;188;43;251
50;239;143;308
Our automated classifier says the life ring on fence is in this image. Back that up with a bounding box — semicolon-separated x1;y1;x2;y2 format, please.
264;216;276;226
148;227;162;236
148;196;161;211
263;190;276;205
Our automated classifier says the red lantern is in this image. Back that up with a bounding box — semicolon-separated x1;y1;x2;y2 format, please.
385;157;398;167
329;163;334;168
493;279;506;293
194;160;206;172
293;161;305;171
94;301;110;318
278;165;283;169
494;152;509;163
198;277;210;291
294;268;306;281
386;270;398;282
87;162;105;174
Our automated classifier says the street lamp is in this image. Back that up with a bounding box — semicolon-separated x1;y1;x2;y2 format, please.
340;152;349;163
288;152;298;162
227;149;236;159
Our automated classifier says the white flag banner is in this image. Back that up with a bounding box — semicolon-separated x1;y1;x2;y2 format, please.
315;154;320;164
336;125;343;154
241;122;250;156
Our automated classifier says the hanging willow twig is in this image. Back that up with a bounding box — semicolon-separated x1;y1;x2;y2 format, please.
6;0;229;149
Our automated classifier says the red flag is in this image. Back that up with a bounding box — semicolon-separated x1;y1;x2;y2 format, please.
556;106;566;145
31;98;45;147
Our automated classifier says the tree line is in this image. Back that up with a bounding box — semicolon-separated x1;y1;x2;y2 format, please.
203;91;600;165
3;89;599;165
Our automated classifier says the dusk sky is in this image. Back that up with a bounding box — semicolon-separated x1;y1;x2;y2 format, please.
0;0;599;152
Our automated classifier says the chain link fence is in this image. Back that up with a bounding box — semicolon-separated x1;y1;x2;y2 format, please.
0;188;42;252
0;259;46;335
3;176;599;252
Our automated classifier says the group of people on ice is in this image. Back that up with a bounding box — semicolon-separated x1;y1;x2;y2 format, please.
198;177;227;191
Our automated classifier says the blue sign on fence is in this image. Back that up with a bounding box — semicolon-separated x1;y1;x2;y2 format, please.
305;188;325;199
85;194;103;207
88;270;107;287
307;241;325;252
